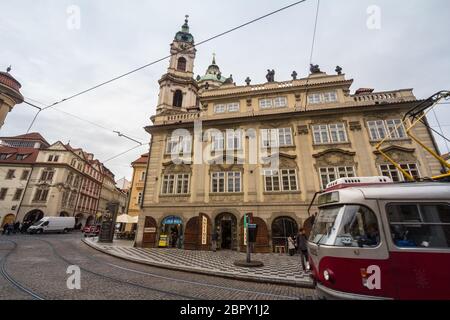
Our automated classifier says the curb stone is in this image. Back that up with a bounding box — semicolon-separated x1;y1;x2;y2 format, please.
82;238;315;288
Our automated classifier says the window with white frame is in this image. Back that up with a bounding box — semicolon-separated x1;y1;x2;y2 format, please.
312;123;347;144
226;130;242;150
319;166;355;189
214;104;226;113
385;119;406;139
308;93;321;104
274;97;288;108
264;169;298;192
211;171;241;193
227;102;240;112
259;97;287;109
165;134;192;155
214;102;240;114
211;132;224;151
227;172;241;193
379;163;420;182
367;119;406;140
308;91;338;104
259;98;273;109
261;128;293;148
161;174;190;195
312;125;330;144
137;192;142;204
175;174;190;194
140;171;146;181
323;91;338;103
211;172;225;193
278;128;293;146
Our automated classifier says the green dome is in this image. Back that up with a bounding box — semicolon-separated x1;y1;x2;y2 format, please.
199;73;227;83
198;54;226;83
175;16;194;43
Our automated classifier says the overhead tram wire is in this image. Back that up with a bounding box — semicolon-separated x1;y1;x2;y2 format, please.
304;0;321;111
38;0;309;111
21;95;146;145
18;0;310;161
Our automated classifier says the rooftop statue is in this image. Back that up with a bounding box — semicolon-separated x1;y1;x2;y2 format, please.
266;69;275;82
310;64;321;74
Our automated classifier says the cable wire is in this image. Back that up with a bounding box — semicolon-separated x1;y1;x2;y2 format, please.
39;0;308;110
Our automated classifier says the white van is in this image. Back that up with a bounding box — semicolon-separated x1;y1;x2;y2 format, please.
28;217;75;234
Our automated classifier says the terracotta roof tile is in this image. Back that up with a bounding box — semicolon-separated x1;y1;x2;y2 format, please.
0;146;39;164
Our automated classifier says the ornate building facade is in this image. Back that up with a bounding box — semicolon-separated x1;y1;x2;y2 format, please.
0;133;126;228
136;19;443;252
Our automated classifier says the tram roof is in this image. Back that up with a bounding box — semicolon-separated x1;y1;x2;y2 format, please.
331;182;450;201
348;182;450;200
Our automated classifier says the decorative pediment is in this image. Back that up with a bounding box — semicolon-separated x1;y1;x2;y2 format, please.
261;153;297;168
161;161;192;173
208;155;244;171
373;145;415;155
48;141;69;151
313;148;356;166
374;145;416;164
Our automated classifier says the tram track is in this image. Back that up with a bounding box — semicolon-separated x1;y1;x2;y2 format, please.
33;237;201;300
7;235;310;300
60;236;305;300
0;240;46;300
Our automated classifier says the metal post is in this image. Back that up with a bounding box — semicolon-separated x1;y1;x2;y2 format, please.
246;221;251;263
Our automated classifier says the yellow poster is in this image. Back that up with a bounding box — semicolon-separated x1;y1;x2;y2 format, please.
158;234;168;247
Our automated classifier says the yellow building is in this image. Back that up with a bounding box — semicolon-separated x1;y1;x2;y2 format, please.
125;153;148;232
135;18;443;252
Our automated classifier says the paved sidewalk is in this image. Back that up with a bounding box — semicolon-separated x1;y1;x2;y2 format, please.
82;237;313;287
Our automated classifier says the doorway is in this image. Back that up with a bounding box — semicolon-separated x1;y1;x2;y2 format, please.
220;220;232;249
215;212;237;250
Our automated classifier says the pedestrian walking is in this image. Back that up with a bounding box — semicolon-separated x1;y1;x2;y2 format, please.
6;223;14;236
211;230;218;252
287;235;296;256
297;228;309;271
13;221;20;234
1;223;8;235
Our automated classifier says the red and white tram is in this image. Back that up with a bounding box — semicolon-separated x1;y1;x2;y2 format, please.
308;177;450;300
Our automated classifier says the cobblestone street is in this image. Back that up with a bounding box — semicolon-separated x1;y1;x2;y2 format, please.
85;237;313;287
0;233;317;300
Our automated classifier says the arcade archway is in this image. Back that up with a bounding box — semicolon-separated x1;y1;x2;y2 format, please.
1;214;15;228
214;213;237;250
23;210;44;223
142;216;157;248
160;215;183;248
271;216;298;252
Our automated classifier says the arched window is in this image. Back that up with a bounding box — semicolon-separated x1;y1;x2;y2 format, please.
271;216;298;251
173;90;183;108
177;57;187;71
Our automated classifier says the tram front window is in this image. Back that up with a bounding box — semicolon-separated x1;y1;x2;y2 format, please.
310;205;380;247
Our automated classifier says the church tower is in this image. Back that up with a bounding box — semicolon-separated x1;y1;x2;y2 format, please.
156;16;199;114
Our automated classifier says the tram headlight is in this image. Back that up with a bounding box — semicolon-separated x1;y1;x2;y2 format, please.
323;269;334;282
323;270;330;281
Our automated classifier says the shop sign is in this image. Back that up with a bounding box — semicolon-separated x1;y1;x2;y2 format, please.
201;216;207;245
144;227;156;233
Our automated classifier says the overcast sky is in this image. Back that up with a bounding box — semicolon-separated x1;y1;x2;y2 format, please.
1;0;449;181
